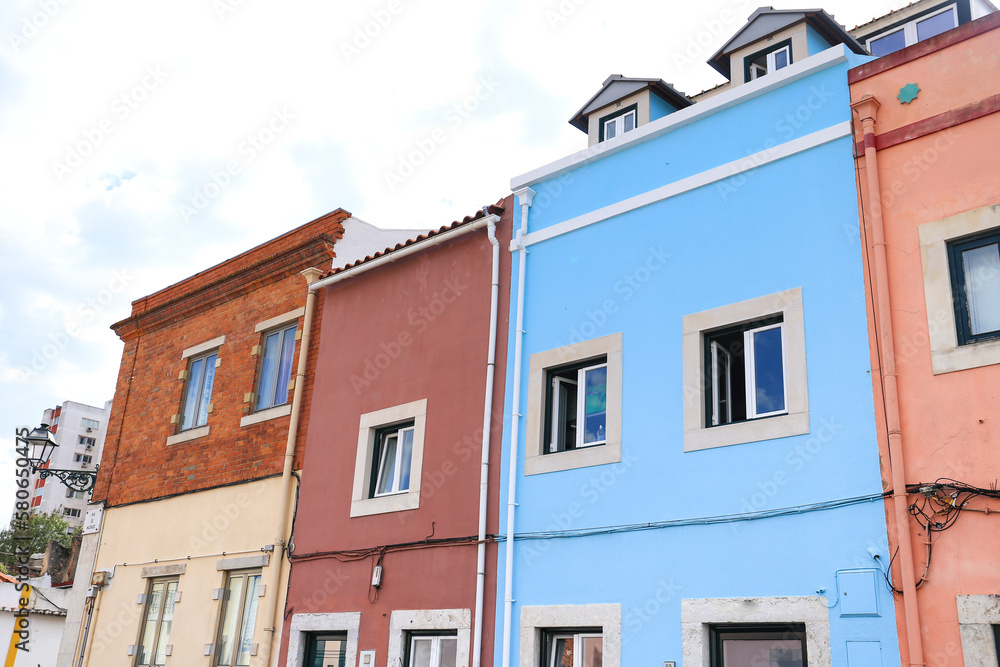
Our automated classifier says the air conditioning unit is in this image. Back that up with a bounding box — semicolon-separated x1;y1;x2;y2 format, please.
80;462;89;469
86;427;93;433
85;444;93;449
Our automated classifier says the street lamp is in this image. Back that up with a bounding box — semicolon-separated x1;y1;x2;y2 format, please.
17;423;99;494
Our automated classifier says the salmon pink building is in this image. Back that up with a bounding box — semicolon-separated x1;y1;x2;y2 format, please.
849;12;1000;666
279;199;512;667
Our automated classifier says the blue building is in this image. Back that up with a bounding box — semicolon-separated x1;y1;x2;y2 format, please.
494;9;900;667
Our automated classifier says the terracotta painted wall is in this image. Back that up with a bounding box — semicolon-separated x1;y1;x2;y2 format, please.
850;15;1000;665
280;203;513;667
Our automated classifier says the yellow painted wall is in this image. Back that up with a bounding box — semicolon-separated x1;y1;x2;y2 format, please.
81;476;294;667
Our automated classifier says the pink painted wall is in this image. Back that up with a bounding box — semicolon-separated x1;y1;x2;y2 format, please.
278;200;513;666
850;15;1000;665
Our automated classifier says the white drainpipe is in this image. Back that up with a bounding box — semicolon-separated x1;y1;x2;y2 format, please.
501;187;534;667
472;216;501;667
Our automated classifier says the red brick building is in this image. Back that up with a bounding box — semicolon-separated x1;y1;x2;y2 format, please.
64;210;415;667
279;198;513;667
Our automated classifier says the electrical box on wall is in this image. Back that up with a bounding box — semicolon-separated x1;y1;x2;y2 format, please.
837;568;880;616
360;650;375;666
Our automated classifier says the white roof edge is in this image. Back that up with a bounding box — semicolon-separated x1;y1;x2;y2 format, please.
510;44;851;191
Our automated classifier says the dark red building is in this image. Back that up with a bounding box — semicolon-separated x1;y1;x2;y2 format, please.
279;198;513;667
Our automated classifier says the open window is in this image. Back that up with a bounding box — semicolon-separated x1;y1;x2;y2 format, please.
525;333;622;475
745;41;791;81
683;288;808;452
350;400;427;517
545;359;608;453
370;422;415;497
706;315;786;427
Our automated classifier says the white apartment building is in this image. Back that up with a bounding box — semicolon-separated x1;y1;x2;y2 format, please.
31;399;112;528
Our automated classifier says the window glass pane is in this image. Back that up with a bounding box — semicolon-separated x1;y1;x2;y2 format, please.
411;638;432;667
582;366;607;444
256;332;281;410
753;328;785;414
197;353;218;427
181;358;205;430
138;582;164;665
217;575;245;665
552;637;574;667
963;243;1000;335
917;10;956;40
623;112;635;132
870;29;906;56
309;636;347;667
773;48;788;70
376;434;398;495
273;325;297;407
580;636;603;667
154;581;178;665
398;428;414;491
722;638;803;666
236;574;260;666
439;638;458;667
604;120;616;139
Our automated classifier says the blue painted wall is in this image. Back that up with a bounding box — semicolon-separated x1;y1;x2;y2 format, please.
807;24;834;56
494;46;899;667
649;92;679;123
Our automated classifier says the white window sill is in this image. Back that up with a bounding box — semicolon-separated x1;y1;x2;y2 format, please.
684;411;810;452
525;442;621;475
240;403;292;427
166;425;209;446
350;490;420;518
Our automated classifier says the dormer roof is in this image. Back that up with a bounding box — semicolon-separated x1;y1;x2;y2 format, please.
568;75;692;132
708;6;866;78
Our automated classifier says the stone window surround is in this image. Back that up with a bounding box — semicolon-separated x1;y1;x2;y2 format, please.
957;594;1000;665
349;399;428;517
682;287;809;452
518;603;621;667
524;332;623;475
681;596;831;666
387;608;472;667
918;204;1000;374
286;611;360;667
240;307;305;426
167;335;226;447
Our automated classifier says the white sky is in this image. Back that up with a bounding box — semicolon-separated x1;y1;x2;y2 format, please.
0;0;905;521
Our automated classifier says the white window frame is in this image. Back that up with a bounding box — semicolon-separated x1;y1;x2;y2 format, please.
602;110;636;141
519;604;620;667
135;577;180;667
548;361;608;452
525;333;623;475
373;423;416;497
387;609;471;667
709;321;789;425
683;288;808;452
545;631;602;667
866;4;958;54
286;612;360;667
919;205;1000;374
408;633;458;667
749;44;791;80
350;399;427;517
681;596;830;667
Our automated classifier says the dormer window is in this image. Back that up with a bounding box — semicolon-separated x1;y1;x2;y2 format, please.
599;105;638;142
865;4;957;57
746;41;791;81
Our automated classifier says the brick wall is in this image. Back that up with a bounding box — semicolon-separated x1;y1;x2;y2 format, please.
93;210;347;506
